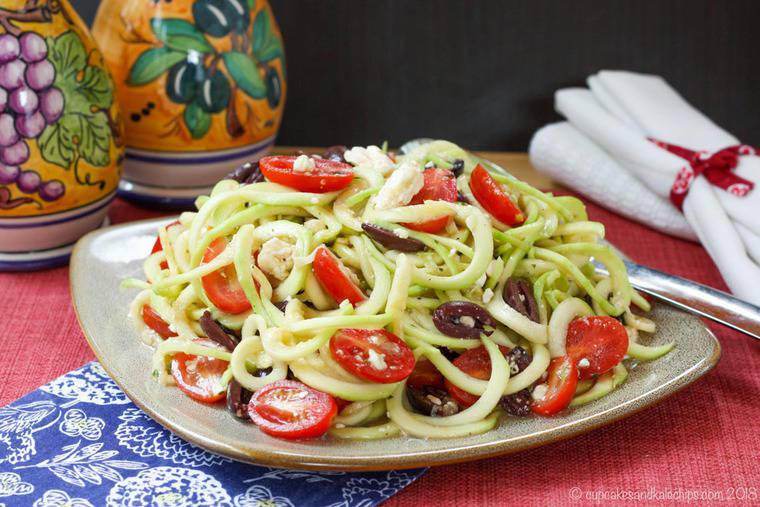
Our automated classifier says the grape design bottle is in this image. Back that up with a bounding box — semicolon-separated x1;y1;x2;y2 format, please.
0;0;123;271
92;0;286;208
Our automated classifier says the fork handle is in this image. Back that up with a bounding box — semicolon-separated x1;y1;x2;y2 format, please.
603;261;760;341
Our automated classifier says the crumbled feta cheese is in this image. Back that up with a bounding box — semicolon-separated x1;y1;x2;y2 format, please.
367;349;388;370
257;237;294;281
475;273;487;287
344;145;395;174
482;288;494;304
577;358;590;369
393;227;409;239
374;161;424;210
486;259;499;277
460;316;476;328
532;383;549;401
303;218;325;233
293;154;316;172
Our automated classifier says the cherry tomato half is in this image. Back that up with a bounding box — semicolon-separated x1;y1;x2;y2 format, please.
402;168;458;233
566;316;628;379
444;346;493;407
469;164;525;226
248;380;337;439
311;246;365;306
330;328;415;384
171;338;229;403
407;357;444;388
150;220;181;269
530;356;578;416
259;155;354;193
201;237;258;314
141;305;177;339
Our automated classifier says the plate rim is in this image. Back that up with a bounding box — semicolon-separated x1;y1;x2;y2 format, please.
70;217;722;471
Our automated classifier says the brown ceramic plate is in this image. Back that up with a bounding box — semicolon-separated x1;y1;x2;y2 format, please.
70;217;720;471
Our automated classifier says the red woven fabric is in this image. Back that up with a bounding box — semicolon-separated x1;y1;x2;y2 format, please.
1;197;758;506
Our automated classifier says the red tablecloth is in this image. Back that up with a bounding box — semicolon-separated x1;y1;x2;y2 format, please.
1;198;758;506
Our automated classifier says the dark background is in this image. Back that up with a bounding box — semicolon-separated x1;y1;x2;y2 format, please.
79;0;760;150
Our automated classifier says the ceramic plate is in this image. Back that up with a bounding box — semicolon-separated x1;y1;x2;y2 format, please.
70;217;720;471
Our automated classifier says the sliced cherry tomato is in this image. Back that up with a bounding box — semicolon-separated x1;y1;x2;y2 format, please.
531;356;578;416
566;316;629;379
330;328;415;383
171;338;229;403
402;168;458;233
150;220;181;269
259;155;354;193
407;357;444;388
312;246;365;306
201;237;258;314
444;345;513;406
248;380;337;439
469;164;525;226
141;305;177;339
444;346;492;407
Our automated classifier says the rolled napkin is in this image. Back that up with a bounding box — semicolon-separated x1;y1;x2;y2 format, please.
530;122;697;240
530;70;760;305
0;362;424;506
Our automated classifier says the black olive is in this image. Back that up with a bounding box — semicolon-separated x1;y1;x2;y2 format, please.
225;161;263;184
457;191;470;204
451;159;465;177
199;311;239;351
506;346;532;374
361;223;425;252
504;278;539;322
322;145;348;163
432;301;497;339
226;379;252;420
406;386;459;417
499;388;532;416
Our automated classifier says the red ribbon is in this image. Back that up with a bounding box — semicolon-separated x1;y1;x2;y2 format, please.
648;138;756;210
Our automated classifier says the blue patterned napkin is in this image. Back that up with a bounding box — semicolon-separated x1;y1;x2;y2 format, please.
0;362;425;506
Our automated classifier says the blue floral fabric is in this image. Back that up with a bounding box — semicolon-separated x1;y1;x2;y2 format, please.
0;362;425;506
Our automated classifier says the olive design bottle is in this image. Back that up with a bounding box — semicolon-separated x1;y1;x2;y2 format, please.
92;0;286;208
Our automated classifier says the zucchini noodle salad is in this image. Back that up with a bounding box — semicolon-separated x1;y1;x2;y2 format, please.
124;140;674;441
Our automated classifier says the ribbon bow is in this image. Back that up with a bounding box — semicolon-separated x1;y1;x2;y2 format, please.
649;139;756;210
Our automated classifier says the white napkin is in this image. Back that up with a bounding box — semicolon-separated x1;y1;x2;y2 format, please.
529;70;760;305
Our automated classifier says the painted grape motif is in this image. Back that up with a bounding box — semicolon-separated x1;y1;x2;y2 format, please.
127;0;284;140
0;30;66;206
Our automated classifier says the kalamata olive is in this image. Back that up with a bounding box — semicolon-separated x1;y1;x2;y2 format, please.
322;145;348;163
432;300;496;339
225;161;263;184
226;379;252;420
451;159;465;177
504;278;539;322
506;346;532;374
406;386;459;417
499;388;532;416
361;223;425;252
457;190;470;204
199;311;239;351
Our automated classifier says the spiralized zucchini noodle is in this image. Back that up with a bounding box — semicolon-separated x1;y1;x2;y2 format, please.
125;139;673;441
